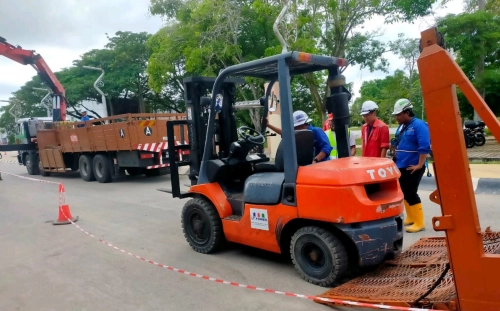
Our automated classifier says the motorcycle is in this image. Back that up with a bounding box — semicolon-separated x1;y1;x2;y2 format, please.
464;120;486;147
463;131;474;148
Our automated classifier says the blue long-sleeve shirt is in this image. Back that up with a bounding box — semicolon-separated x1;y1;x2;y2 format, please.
394;118;431;169
308;124;332;162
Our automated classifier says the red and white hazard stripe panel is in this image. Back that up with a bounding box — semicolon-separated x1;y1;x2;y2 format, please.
135;142;169;152
134;141;190;155
176;141;190;156
146;164;170;169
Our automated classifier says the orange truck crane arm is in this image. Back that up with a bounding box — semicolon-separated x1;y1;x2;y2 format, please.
0;36;67;122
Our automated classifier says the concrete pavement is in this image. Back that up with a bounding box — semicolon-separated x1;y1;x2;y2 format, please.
1;163;499;311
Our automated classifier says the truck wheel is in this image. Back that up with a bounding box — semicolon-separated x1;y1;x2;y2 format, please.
92;154;112;183
290;226;348;287
181;198;224;254
25;154;39;175
38;157;50;176
79;154;95;182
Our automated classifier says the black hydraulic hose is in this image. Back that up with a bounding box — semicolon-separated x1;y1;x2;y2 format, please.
413;263;451;306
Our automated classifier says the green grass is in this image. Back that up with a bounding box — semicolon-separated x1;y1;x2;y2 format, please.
469;160;500;164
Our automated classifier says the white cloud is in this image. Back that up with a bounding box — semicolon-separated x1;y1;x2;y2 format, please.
0;0;164;105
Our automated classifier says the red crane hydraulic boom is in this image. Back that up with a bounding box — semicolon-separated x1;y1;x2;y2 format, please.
0;36;67;122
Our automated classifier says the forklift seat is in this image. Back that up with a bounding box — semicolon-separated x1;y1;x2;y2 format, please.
254;129;314;173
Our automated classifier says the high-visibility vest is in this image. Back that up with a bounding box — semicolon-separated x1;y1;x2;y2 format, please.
325;129;350;159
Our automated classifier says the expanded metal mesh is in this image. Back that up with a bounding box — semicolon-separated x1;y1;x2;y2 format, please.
317;231;500;309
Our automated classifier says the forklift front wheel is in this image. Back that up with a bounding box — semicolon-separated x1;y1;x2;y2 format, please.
290;226;348;287
181;198;224;254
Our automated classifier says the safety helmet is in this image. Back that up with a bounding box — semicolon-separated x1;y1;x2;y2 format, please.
293;110;312;127
360;100;379;116
392;98;413;115
327;113;333;120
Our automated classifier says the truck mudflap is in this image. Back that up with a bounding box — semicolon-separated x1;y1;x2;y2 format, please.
315;230;500;310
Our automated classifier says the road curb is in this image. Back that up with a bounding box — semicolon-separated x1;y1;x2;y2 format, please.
419;176;500;195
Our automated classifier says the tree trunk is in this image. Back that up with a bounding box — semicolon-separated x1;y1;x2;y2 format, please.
249;109;262;133
303;73;325;121
247;83;262;133
137;80;146;113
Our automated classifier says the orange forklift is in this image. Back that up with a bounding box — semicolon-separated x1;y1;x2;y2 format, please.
164;57;406;286
314;28;500;310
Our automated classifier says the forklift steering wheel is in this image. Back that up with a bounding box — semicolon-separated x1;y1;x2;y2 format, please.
237;126;265;145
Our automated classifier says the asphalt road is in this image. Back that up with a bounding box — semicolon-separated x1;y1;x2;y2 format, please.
1;162;498;311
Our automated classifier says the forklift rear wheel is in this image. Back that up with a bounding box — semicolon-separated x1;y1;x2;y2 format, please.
93;154;112;183
290;226;348;287
79;154;96;182
181;198;224;254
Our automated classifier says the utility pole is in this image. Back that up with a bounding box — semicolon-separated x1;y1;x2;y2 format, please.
474;0;486;122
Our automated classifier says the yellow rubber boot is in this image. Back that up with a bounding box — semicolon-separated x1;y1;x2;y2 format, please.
403;200;414;226
406;203;425;233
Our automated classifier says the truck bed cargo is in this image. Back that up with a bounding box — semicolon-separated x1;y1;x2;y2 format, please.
38;113;187;153
7;113;190;183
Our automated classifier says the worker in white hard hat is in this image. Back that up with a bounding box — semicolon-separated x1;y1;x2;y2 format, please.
391;98;431;233
360;100;390;158
267;110;332;163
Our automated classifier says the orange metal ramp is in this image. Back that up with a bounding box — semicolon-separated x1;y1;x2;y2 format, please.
316;231;500;310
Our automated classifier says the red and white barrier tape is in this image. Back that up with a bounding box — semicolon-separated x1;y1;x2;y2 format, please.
0;171;60;185
2;171;442;311
0;160;18;164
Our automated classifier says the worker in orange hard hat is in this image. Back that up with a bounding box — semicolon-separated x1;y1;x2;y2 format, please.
323;113;333;131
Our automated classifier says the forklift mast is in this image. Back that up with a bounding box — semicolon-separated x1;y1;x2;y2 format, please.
166;54;351;201
181;77;244;186
198;53;350;196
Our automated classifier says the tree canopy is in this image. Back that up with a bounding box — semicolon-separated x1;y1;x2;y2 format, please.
146;0;441;128
3;0;500;145
437;9;500;118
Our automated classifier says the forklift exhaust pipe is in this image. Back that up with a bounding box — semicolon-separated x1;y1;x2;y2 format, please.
326;71;351;159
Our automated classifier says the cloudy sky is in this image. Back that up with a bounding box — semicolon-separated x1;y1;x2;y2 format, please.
0;0;464;110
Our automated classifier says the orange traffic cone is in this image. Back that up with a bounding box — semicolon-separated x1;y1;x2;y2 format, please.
53;183;78;225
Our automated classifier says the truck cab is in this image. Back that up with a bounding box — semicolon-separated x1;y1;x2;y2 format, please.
14;117;53;166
